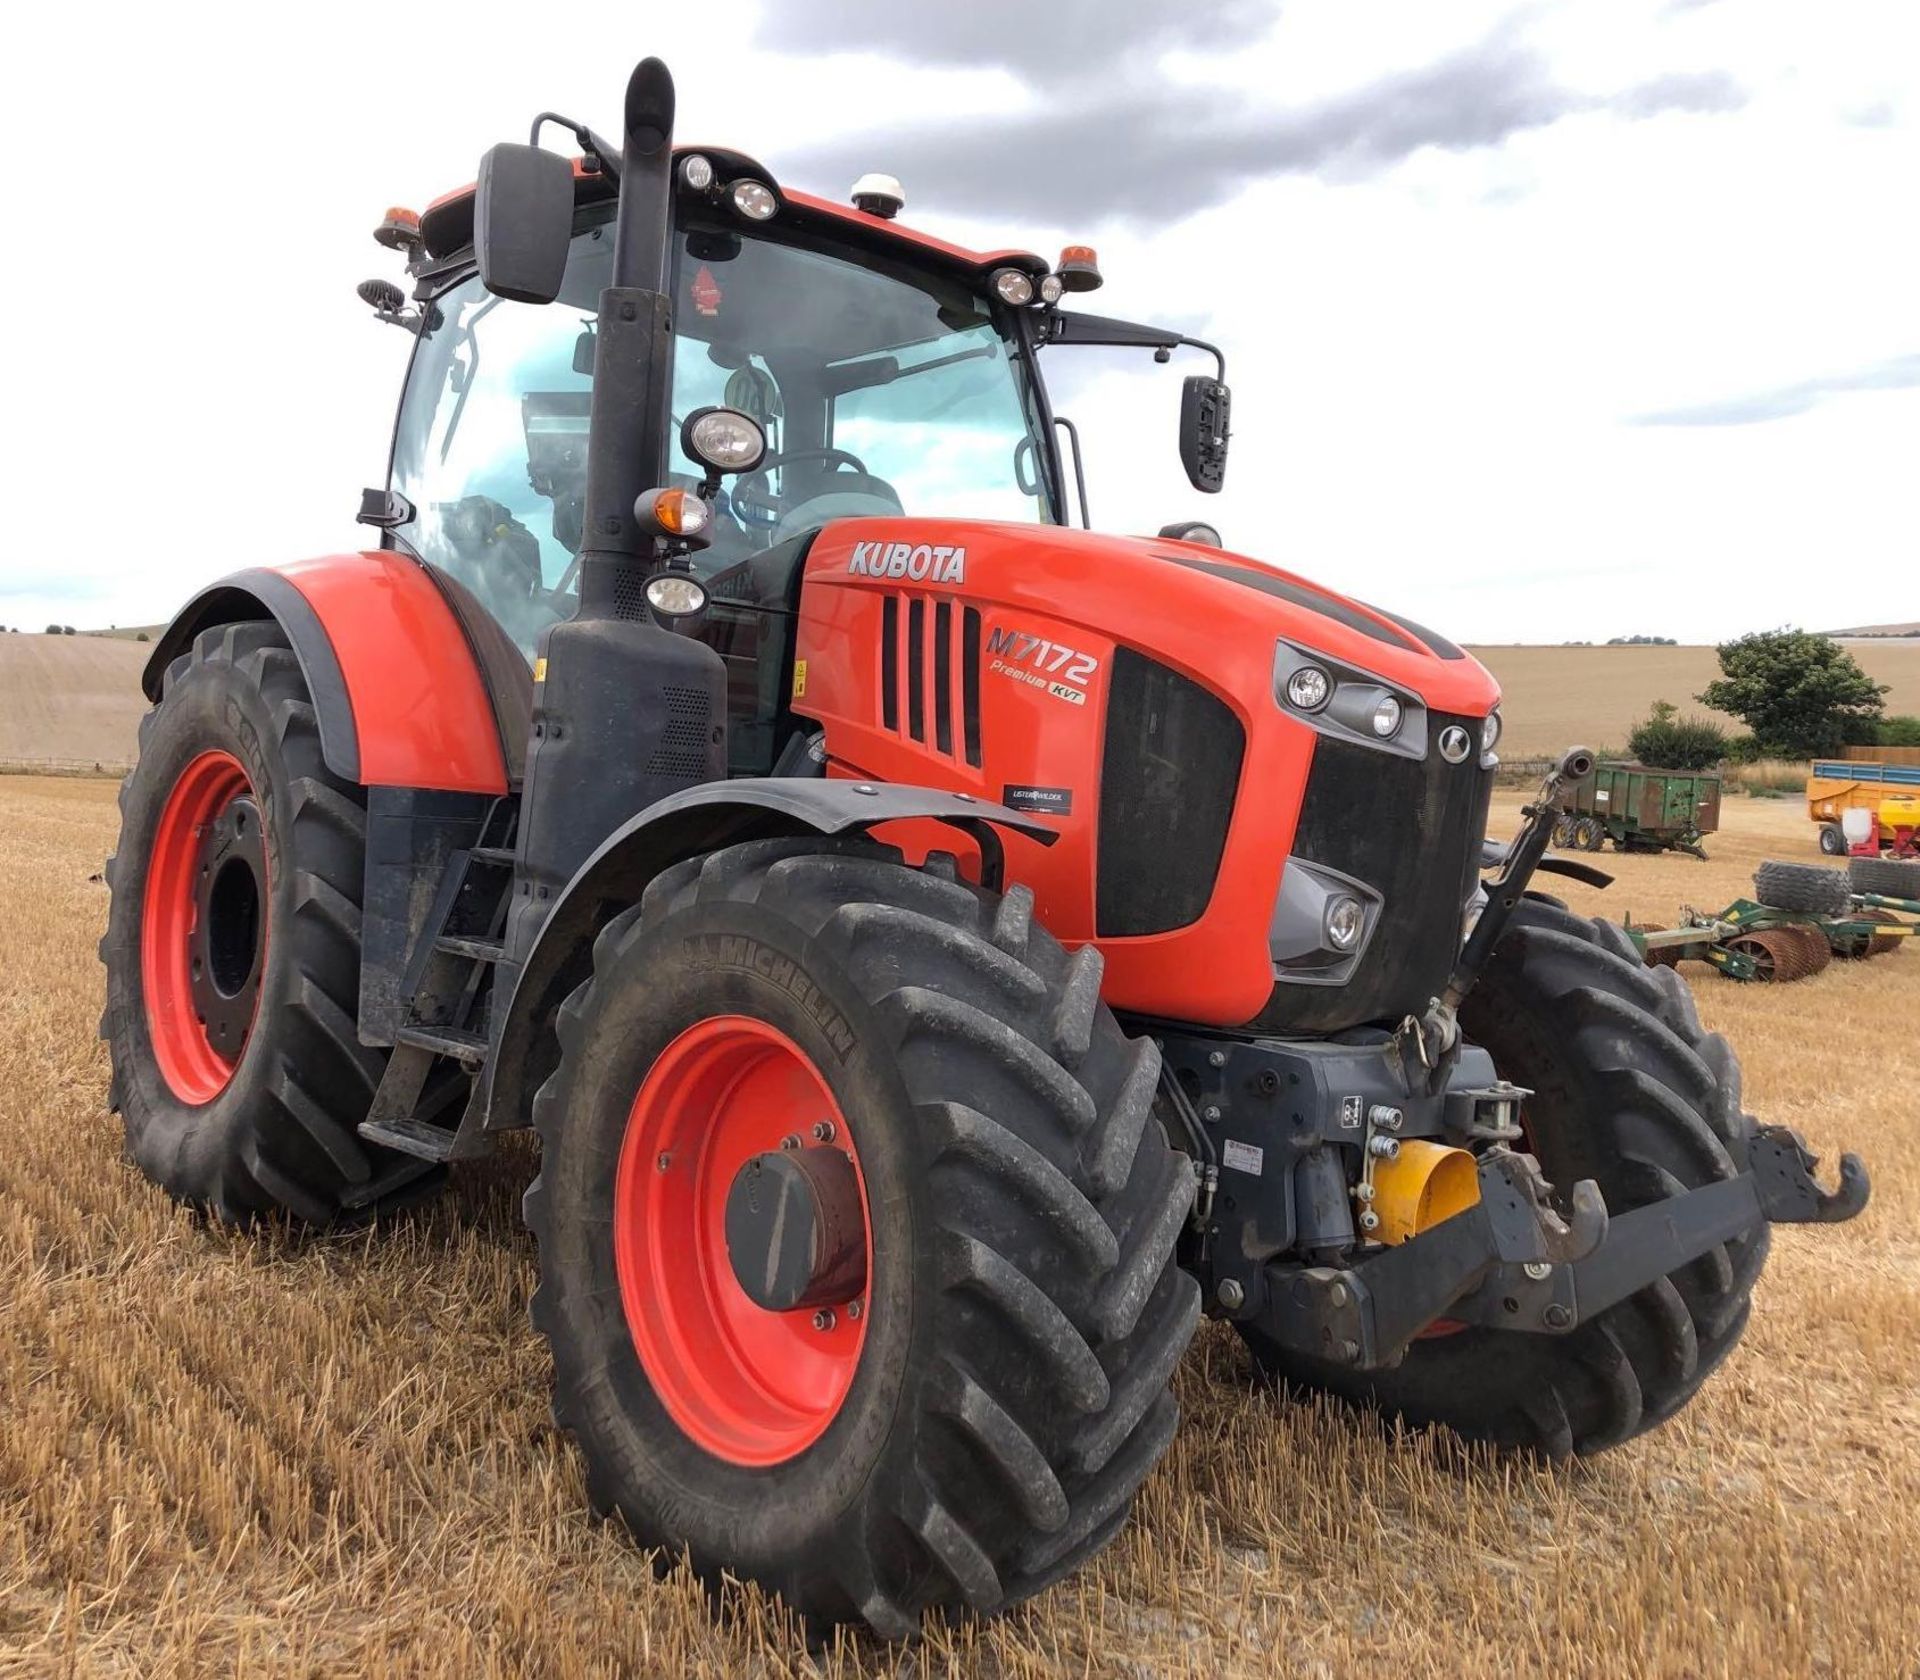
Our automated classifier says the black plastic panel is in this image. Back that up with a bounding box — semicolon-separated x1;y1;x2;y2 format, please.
1097;649;1244;936
1249;713;1493;1033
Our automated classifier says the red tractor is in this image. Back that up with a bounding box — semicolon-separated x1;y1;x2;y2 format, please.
101;60;1867;1635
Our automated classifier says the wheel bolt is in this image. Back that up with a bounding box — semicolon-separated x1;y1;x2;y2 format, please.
657;1152;671;1171
812;1309;837;1331
810;1120;836;1142
846;1300;863;1321
779;1134;801;1150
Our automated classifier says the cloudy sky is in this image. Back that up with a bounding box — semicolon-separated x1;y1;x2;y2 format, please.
3;0;1912;641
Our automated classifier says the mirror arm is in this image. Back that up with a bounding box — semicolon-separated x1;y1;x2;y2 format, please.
528;111;624;183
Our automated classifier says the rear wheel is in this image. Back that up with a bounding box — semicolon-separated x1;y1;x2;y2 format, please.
1240;898;1767;1457
524;838;1200;1634
101;622;431;1225
1817;822;1847;857
1576;816;1607;851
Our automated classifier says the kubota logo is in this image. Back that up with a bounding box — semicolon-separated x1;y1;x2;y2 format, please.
846;540;967;584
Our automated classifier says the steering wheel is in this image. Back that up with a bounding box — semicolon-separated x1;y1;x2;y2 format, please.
732;447;872;527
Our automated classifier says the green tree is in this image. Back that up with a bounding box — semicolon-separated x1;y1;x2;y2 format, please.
1628;699;1727;769
1696;629;1886;757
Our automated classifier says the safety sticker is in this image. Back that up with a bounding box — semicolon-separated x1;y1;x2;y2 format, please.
792;658;808;699
1222;1139;1265;1176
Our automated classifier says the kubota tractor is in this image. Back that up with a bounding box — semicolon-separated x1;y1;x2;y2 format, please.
101;59;1869;1635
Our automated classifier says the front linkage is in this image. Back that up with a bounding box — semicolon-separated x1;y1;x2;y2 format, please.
1161;749;1870;1375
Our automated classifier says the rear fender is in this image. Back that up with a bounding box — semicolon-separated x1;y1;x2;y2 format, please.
143;554;511;794
479;779;1057;1132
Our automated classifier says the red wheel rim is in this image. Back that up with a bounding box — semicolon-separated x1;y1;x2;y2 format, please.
141;750;268;1104
613;1016;873;1466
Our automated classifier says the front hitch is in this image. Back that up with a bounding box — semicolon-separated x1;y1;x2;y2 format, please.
1249;1131;1868;1372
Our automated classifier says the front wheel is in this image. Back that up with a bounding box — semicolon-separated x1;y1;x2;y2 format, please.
1242;898;1768;1456
524;839;1200;1634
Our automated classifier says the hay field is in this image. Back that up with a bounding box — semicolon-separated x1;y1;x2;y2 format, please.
0;639;147;768
2;776;1915;1678
1466;641;1920;756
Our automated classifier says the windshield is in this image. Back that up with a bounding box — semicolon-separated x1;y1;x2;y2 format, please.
664;225;1056;552
388;213;1054;646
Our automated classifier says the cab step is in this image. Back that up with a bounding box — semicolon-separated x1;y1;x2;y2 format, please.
356;1115;463;1162
396;1023;489;1065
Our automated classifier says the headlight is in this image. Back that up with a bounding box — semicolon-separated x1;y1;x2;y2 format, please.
1325;895;1365;951
992;267;1035;306
1370;695;1403;738
730;179;777;221
1285;665;1331;712
1481;709;1502;753
681;406;767;474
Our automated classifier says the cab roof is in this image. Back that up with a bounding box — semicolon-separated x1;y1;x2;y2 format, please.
417;145;1048;281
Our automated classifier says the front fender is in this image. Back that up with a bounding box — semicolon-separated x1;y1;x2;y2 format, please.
143;554;511;794
479;779;1057;1132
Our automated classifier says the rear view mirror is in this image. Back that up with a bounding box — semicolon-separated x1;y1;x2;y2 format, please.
1180;375;1231;494
474;143;574;304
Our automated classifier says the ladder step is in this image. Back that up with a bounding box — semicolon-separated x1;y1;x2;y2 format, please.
357;1116;461;1163
435;934;505;963
467;846;517;867
396;1023;489;1065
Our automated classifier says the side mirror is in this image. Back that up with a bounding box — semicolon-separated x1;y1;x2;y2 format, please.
1179;375;1231;493
474;143;575;304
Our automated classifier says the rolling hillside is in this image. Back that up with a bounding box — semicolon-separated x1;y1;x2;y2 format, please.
0;636;149;767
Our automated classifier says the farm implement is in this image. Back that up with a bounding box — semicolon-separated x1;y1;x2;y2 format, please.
98;55;1871;1636
1554;761;1720;859
1628;858;1916;980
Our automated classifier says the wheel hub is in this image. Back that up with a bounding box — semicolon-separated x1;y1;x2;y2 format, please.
725;1145;869;1311
612;1015;873;1466
187;797;266;1062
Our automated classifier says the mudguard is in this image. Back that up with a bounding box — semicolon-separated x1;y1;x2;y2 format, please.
143;554;511;794
478;778;1058;1132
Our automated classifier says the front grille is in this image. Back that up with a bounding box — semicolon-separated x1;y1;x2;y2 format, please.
1097;650;1244;936
1249;712;1493;1033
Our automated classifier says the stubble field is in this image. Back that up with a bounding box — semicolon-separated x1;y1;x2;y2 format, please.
1;776;1915;1677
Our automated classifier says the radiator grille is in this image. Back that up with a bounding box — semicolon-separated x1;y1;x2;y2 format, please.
1249;713;1493;1033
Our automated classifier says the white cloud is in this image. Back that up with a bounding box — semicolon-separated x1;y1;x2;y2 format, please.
0;0;1912;643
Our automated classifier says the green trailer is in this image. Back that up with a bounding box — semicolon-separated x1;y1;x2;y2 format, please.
1554;761;1721;859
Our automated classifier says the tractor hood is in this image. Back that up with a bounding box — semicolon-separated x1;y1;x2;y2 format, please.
802;517;1501;726
793;517;1501;1029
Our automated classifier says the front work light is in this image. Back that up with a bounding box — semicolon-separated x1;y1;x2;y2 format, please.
992;268;1035;306
682;406;767;475
730;179;777;221
645;573;710;619
1370;695;1403;738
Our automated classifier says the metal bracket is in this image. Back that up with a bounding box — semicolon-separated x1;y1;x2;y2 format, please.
1749;1125;1870;1224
